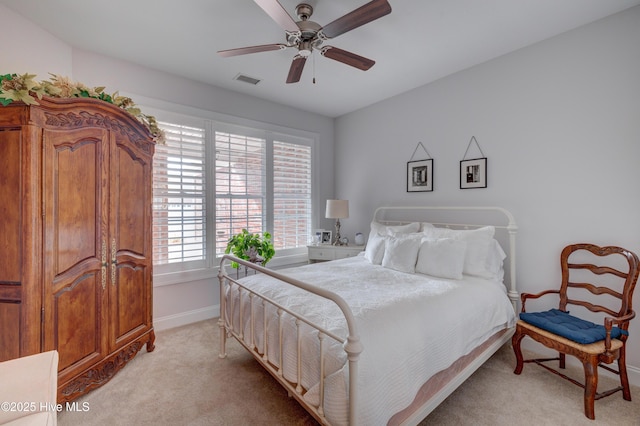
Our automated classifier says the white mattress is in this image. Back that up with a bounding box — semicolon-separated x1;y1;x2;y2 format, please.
225;255;516;425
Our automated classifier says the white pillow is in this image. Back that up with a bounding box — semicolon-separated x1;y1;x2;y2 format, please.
365;221;421;264
381;236;422;273
416;238;466;279
364;232;386;265
421;225;495;240
421;226;500;278
485;239;507;280
420;222;435;231
369;221;420;239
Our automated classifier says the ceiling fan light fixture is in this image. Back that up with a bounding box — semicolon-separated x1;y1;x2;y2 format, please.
298;41;312;57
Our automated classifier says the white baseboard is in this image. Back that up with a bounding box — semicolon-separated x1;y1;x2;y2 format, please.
153;305;220;332
628;364;640;388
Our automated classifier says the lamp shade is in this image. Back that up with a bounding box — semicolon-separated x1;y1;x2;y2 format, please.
325;199;349;219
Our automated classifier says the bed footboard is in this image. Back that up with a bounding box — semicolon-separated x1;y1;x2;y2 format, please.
218;255;362;425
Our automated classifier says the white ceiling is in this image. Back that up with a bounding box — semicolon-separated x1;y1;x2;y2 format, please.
2;0;639;118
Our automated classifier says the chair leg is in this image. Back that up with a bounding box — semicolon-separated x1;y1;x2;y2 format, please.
583;357;598;420
512;328;525;375
618;346;632;401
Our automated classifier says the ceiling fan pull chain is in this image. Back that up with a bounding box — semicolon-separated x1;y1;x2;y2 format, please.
313;52;316;84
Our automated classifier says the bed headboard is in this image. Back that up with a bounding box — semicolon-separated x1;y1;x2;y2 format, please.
372;206;518;311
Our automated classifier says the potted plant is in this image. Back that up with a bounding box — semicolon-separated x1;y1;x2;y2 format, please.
224;229;275;269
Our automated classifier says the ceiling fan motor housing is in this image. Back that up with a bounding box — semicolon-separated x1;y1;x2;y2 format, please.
287;3;323;54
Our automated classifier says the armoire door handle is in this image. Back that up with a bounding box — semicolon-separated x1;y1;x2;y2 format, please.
101;240;107;290
111;238;116;285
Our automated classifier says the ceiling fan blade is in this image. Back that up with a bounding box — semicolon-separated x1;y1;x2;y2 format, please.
286;56;307;84
319;0;392;39
218;44;287;57
321;46;375;70
254;0;300;34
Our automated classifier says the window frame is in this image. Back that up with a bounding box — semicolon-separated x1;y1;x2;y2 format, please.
141;101;319;286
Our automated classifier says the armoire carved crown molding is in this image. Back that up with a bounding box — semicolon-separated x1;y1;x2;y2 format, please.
44;110;153;154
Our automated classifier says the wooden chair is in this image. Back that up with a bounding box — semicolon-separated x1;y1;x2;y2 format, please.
512;243;640;420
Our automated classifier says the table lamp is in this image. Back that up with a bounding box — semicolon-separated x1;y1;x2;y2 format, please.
325;199;349;246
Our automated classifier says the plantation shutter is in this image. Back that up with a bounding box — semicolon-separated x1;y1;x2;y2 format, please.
152;121;206;266
214;131;267;256
273;140;312;249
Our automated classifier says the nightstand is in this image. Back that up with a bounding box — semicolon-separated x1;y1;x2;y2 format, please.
307;245;364;263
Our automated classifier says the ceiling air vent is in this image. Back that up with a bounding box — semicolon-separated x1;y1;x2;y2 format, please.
233;73;261;85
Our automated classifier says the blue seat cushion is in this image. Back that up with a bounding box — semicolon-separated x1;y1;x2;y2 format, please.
519;308;628;344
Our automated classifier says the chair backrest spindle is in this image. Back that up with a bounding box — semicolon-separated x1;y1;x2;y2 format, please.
558;244;640;328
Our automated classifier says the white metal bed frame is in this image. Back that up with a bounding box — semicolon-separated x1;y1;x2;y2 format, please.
218;206;518;425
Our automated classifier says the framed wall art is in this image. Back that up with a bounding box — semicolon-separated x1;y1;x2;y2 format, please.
460;157;487;189
407;158;433;192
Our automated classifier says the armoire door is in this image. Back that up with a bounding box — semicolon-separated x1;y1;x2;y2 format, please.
42;127;110;384
0;126;41;361
108;135;153;350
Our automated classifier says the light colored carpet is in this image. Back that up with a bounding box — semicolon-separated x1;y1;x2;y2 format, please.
58;319;640;425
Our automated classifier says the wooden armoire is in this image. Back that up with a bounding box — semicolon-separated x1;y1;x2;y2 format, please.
0;96;155;402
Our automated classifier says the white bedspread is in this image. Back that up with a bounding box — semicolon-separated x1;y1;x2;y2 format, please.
226;255;516;425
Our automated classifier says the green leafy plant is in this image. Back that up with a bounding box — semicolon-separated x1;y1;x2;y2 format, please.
224;229;275;268
0;73;164;143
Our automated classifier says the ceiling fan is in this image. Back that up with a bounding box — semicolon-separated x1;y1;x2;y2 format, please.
218;0;392;84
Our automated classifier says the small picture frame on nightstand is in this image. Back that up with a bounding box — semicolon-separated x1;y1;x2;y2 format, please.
321;230;332;244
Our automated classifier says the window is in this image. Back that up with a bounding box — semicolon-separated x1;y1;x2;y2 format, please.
151;111;315;276
214;131;266;255
273;140;312;250
214;126;313;256
152;122;207;270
